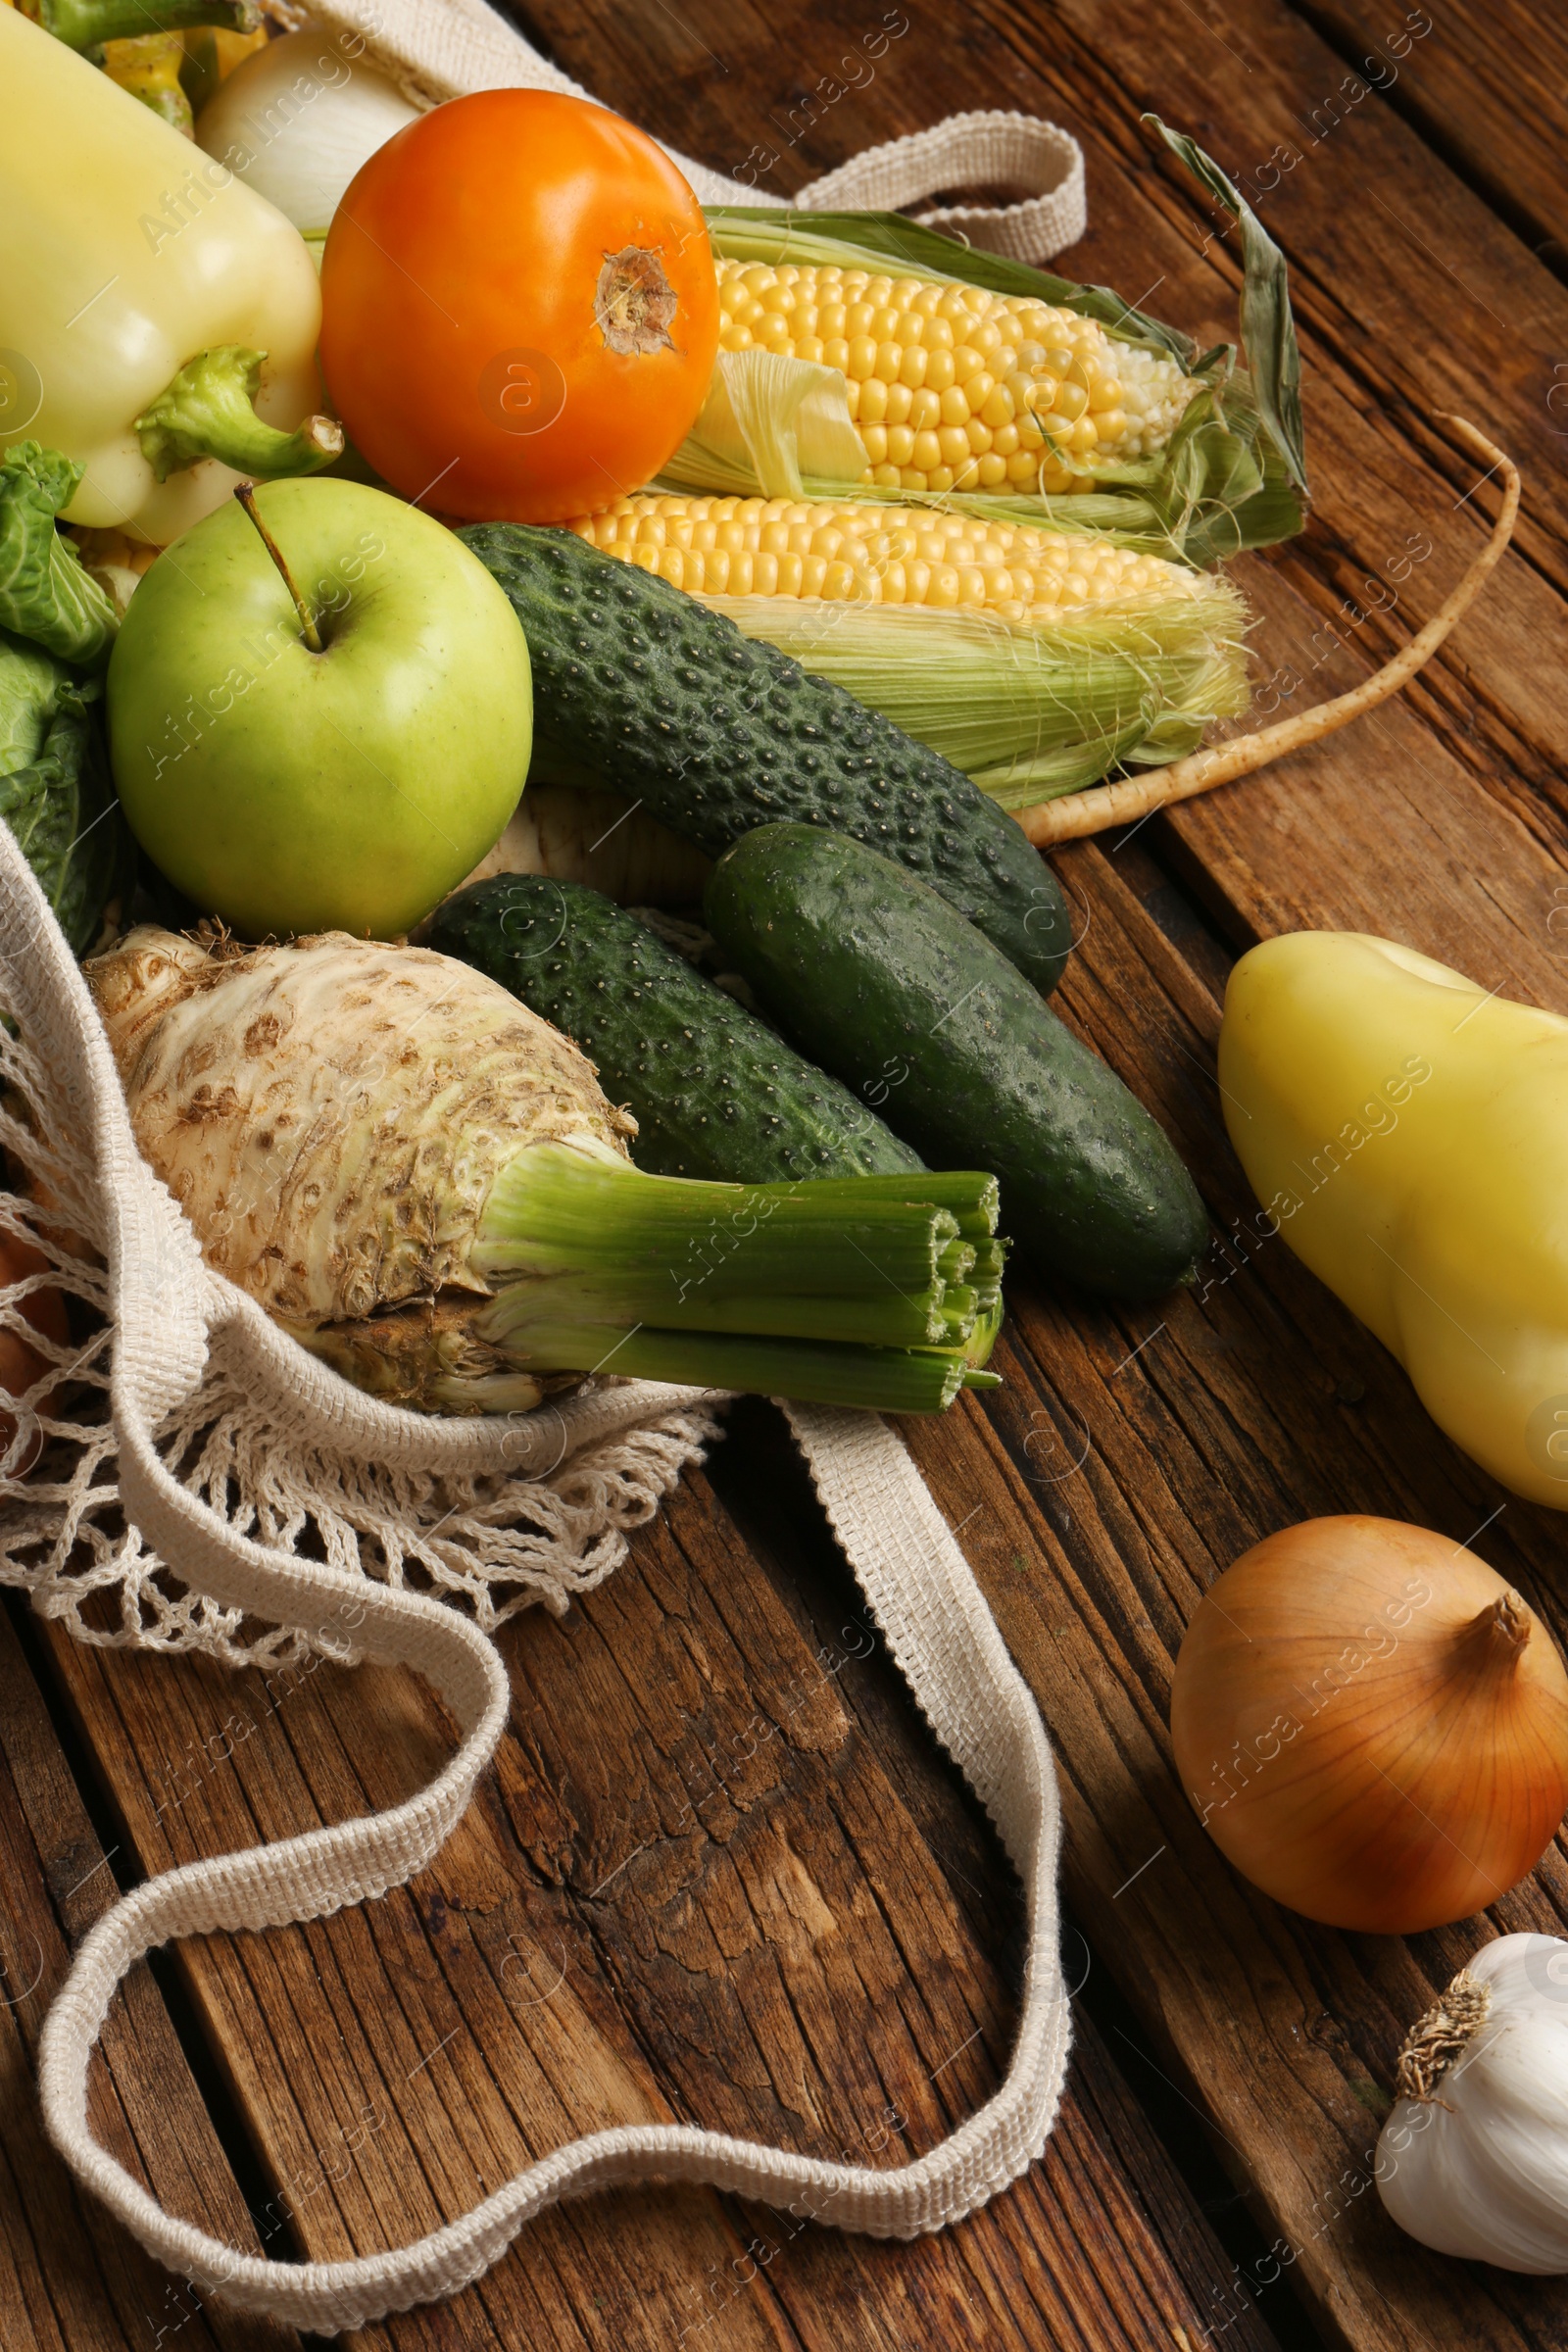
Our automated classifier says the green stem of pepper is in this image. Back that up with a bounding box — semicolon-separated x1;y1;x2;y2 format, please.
134;348;343;486
27;0;260;51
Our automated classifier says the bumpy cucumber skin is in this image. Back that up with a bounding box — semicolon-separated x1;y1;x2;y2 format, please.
458;523;1070;997
705;825;1207;1298
430;875;925;1184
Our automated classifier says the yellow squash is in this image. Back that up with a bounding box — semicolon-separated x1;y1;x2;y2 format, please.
1;7;329;542
1219;931;1568;1508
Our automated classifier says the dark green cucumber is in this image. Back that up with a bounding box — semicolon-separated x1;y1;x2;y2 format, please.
704;825;1207;1298
429;874;925;1184
457;522;1071;998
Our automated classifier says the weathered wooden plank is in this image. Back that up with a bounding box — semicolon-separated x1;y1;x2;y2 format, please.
704;1401;1307;2352
0;1605;298;2352
1286;0;1568;276
897;834;1568;2352
477;10;1568;2344
510;0;1568;846
33;1449;1285;2352
20;3;1565;2348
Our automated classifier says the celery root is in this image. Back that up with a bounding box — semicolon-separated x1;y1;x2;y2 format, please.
86;928;1001;1415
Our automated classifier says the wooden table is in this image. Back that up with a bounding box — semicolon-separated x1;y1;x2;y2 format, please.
6;2;1566;2345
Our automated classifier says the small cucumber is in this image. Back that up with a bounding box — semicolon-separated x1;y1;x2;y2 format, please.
458;522;1071;996
704;825;1207;1298
430;874;925;1183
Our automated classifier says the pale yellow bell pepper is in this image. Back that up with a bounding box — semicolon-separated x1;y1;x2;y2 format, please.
1;7;335;543
1220;929;1568;1509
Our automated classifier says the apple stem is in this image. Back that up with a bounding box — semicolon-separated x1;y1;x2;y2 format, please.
233;484;323;654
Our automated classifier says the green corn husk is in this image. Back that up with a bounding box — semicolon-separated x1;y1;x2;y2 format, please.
692;122;1306;566
700;581;1251;808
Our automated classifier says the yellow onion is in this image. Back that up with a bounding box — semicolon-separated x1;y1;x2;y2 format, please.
1170;1516;1568;1933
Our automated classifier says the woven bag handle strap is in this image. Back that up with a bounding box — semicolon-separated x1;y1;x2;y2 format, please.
309;2;1087;260
38;1396;1069;2332
0;666;1069;2327
796;111;1086;262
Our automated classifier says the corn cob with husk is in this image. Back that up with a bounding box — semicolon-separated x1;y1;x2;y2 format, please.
568;494;1250;805
710;260;1192;500
671;122;1307;567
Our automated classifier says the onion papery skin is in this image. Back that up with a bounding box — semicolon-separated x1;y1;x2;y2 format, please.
1170;1516;1568;1934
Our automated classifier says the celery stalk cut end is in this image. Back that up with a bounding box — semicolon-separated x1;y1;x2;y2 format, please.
469;1139;1005;1414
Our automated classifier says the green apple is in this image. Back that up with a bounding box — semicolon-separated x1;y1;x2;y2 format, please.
108;479;531;939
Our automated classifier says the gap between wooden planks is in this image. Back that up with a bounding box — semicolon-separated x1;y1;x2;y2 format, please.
0;1603;297;2352
500;0;1568;2342
31;1461;1286;2352
5;2;1563;2348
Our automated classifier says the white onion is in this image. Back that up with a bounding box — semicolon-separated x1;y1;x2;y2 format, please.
195;27;419;233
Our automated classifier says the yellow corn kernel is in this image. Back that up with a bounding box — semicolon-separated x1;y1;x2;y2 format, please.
719;252;1201;481
574;493;1200;624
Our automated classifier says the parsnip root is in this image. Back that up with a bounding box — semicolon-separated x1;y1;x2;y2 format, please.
1018;416;1519;846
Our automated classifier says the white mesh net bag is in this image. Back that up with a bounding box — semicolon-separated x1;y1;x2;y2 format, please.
11;5;1075;2325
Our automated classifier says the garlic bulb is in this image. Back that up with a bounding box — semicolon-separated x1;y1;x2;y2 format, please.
1378;1935;1568;2271
195;28;419;234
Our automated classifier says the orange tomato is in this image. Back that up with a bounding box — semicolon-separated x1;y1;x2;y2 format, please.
0;1232;67;1477
319;91;721;525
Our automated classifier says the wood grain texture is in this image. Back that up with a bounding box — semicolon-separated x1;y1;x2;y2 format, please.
0;1606;298;2352
33;1446;1286;2352
488;0;1568;2342
898;839;1568;2352
6;1;1565;2346
1287;0;1568;275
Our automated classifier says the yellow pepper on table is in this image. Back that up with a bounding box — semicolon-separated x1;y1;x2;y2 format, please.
0;6;337;544
1220;929;1568;1509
